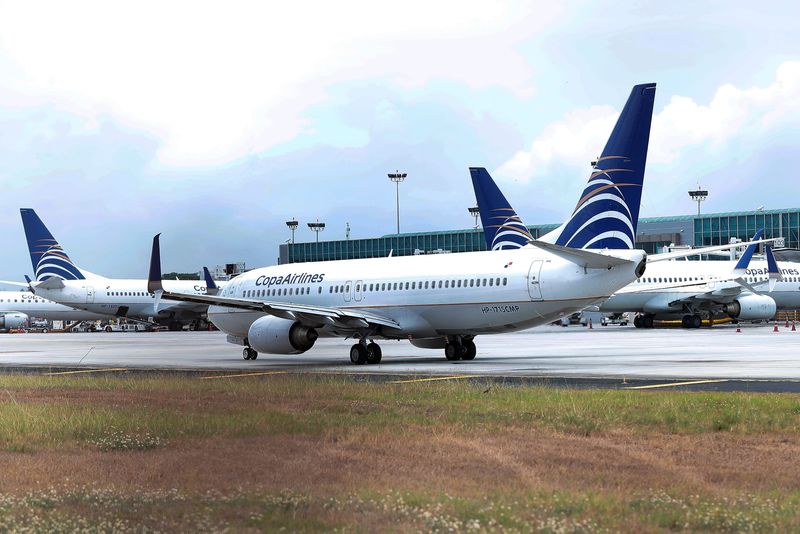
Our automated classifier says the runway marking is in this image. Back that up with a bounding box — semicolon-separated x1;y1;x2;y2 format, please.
45;367;129;376
624;379;728;390
199;371;289;380
389;375;473;384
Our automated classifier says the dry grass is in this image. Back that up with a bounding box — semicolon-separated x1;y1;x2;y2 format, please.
1;373;800;531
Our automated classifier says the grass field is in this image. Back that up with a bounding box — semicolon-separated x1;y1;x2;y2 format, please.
2;373;800;532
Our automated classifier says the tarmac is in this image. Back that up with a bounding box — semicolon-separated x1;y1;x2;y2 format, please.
1;322;799;392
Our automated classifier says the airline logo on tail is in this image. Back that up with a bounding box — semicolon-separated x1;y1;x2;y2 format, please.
20;208;86;282
470;167;533;250
546;83;656;250
554;159;641;249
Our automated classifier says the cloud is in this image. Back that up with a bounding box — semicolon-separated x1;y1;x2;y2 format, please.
496;61;800;183
0;0;563;166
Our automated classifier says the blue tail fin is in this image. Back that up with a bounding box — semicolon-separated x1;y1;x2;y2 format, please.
470;167;533;250
542;83;656;249
20;208;85;281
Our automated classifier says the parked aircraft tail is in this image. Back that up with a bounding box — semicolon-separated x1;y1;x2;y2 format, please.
540;83;656;249
19;208;102;281
469;167;533;250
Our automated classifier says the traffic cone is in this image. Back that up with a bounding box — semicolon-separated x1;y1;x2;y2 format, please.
589;318;593;330
774;322;779;332
736;324;741;333
786;318;790;328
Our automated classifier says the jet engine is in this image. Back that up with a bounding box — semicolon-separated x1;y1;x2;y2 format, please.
0;312;28;329
723;294;777;321
247;316;318;354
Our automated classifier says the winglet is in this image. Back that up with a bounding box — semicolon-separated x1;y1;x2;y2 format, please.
147;234;164;294
203;266;219;295
733;229;764;273
766;245;782;292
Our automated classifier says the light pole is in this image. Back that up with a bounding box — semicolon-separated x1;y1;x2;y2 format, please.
688;185;708;216
468;206;480;229
388;171;406;234
308;220;325;243
285;219;298;243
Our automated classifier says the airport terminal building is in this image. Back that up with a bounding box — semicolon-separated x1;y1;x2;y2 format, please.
279;208;800;264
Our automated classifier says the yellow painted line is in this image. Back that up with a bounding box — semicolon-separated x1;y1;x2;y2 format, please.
45;367;129;376
624;379;728;390
389;375;473;384
199;371;289;380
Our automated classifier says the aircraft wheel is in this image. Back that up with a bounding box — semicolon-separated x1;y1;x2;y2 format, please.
633;316;642;328
681;315;691;329
350;343;368;365
243;348;250;360
444;342;462;361
691;315;702;329
642;315;654;329
461;339;477;361
366;343;382;364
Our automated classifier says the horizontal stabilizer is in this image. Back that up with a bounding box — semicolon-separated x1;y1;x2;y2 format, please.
528;240;633;269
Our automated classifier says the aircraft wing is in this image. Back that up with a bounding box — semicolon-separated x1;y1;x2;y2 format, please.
147;235;400;331
648;237;778;262
0;280;30;288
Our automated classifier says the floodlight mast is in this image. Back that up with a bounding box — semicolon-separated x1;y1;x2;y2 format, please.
285;219;299;243
307;220;326;243
688;185;708;216
468;206;480;229
388;171;406;234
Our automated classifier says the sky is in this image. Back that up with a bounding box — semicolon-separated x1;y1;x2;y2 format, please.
1;0;799;278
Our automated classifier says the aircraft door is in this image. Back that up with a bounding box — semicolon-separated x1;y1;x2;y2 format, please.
86;285;95;304
354;280;363;302
343;280;352;302
527;260;543;300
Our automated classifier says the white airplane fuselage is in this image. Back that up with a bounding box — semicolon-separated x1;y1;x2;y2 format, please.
600;259;800;314
32;279;217;323
208;247;646;341
0;291;106;322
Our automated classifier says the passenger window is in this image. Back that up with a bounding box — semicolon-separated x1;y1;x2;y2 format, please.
404;282;409;290
496;278;501;286
503;278;507;286
412;282;416;290
457;280;462;288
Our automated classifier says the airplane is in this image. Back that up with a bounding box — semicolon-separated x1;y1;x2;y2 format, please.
8;209;222;331
470;159;793;328
0;289;107;330
142;83;661;363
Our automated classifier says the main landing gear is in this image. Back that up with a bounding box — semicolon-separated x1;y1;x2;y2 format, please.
681;314;703;329
243;347;258;360
350;340;382;365
633;314;654;329
444;337;476;362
